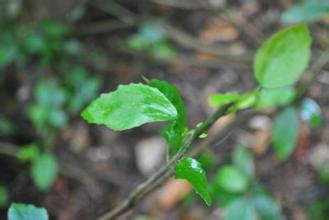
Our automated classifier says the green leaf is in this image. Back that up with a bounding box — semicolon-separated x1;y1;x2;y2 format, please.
175;157;212;206
215;165;249;193
8;203;48;220
272;107;299;160
0;185;8;207
196;151;216;169
31;153;58;191
0;115;14;136
17;144;40;161
81;83;177;131
225;197;258;220
233;146;254;179
254;24;311;88
208;92;240;107
149;41;176;60
281;2;329;23
256;86;296;109
147;79;186;150
300;98;321;128
140;23;165;44
235;89;259;110
253;191;283;220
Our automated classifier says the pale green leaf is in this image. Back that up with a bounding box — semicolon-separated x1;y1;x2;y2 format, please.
282;2;329;23
208;92;240;107
225;197;258;220
8;203;48;220
272;107;299;160
254;24;311;88
256;86;296;109
233;146;254;179
81;83;178;131
175;157;212;206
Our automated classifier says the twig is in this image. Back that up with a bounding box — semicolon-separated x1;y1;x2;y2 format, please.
98;103;233;220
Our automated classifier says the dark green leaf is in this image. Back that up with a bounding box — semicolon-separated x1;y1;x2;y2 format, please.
8;203;48;220
233;146;254;179
175;157;212;206
215;165;249;193
0;185;8;207
225;197;258;220
272;107;299;160
0;115;14;136
256;86;296;109
148;79;186;150
282;2;329;23
31;153;58;191
300;98;321;128
81;83;177;131
254;24;311;88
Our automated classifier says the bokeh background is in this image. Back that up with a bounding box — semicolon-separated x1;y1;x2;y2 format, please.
0;0;329;219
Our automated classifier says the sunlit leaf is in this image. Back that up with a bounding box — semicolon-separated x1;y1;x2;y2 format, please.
81;83;177;131
17;144;40;161
254;24;311;88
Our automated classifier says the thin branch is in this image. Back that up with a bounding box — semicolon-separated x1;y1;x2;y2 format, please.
98;103;233;220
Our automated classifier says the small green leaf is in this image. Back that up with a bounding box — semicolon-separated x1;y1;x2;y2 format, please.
140;23;165;44
233;146;254;179
0;185;8;207
0;115;14;136
281;2;329;23
8;203;48;220
300;98;321;128
256;86;296;109
208;92;240;107
17;144;40;161
225;197;258;220
235;89;259;110
81;83;177;131
215;165;249;193
254;24;311;88
175;157;212;206
272;107;299;160
31;153;58;191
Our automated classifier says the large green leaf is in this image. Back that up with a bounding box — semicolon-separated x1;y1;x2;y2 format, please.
225;197;258;220
175;157;212;206
215;165;249;193
148;79;187;151
81;83;177;131
282;2;329;23
272;107;299;160
8;203;48;220
31;153;58;191
254;24;311;88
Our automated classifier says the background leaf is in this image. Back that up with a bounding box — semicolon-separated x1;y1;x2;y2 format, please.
81;83;177;131
254;24;311;88
175;157;212;206
281;2;329;23
233;146;254;179
272;107;299;160
215;165;249;193
225;197;258;220
256;86;296;109
8;203;48;220
31;153;58;191
300;98;321;128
